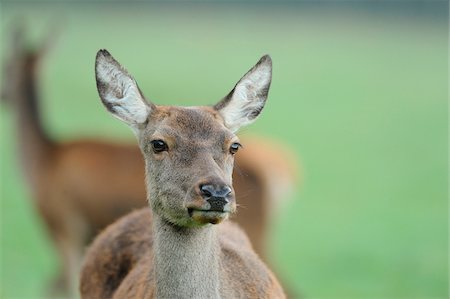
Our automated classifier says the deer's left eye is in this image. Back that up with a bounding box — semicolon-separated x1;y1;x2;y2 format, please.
150;140;168;153
229;142;241;155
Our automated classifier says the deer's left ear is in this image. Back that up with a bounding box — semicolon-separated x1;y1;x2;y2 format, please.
214;55;272;133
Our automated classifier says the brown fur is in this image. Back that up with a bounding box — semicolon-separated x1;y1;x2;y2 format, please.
81;209;285;299
80;50;285;298
3;29;297;297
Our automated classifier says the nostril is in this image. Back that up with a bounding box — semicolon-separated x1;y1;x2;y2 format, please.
199;184;232;199
200;184;213;198
222;186;232;198
214;185;232;199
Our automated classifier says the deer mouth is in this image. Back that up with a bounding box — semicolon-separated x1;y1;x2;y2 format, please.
187;208;229;225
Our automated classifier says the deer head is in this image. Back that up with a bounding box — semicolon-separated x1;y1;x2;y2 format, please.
95;50;272;227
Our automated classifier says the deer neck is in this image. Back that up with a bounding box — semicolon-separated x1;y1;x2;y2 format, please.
14;59;53;191
153;215;221;299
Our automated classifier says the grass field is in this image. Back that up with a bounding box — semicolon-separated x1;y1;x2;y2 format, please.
1;2;448;298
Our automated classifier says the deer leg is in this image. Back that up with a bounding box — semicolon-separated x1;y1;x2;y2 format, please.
58;235;84;298
38;197;88;299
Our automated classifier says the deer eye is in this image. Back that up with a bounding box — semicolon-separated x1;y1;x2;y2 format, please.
229;142;241;155
150;140;168;153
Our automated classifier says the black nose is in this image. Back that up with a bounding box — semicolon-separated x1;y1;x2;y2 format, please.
200;184;232;198
200;184;232;211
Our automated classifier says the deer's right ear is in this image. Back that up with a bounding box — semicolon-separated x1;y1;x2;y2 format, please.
95;49;153;131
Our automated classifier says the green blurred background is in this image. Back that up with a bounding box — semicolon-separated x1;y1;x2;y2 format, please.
0;1;447;298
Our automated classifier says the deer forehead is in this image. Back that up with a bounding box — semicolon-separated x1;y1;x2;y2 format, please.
145;106;236;146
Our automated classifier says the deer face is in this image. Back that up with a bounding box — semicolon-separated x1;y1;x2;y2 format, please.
138;106;238;226
95;50;272;227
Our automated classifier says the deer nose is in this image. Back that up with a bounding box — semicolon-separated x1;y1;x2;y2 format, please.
200;184;232;211
200;184;232;198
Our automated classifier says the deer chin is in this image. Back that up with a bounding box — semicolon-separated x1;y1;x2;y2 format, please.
188;209;229;225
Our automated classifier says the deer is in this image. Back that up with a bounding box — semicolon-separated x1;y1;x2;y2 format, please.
2;26;296;297
80;50;285;299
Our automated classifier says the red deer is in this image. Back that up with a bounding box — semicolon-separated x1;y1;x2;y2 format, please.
80;50;285;299
3;27;296;297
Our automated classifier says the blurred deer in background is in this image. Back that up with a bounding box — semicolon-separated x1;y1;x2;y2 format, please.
2;26;297;298
81;50;285;299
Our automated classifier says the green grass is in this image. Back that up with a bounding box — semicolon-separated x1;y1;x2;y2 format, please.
1;3;448;298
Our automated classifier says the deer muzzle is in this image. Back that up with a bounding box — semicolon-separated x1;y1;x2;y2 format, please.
185;181;235;225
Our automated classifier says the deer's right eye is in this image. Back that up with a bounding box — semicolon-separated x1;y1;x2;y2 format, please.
229;142;241;155
150;140;168;153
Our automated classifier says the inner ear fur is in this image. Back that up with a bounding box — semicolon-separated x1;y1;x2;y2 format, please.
95;49;154;130
214;55;272;132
